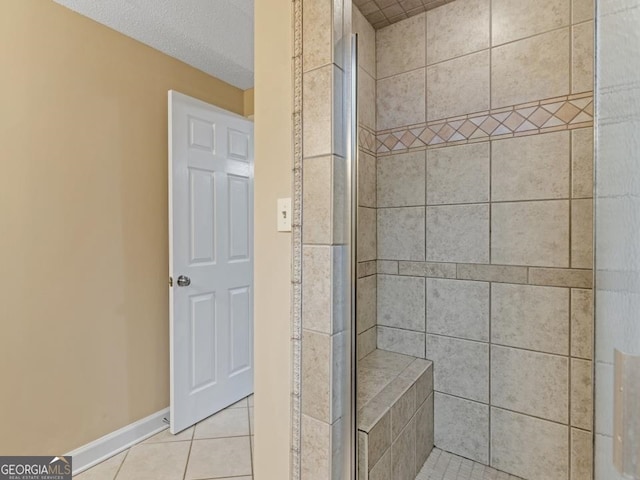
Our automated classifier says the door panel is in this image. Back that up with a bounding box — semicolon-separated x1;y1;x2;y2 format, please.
169;91;254;434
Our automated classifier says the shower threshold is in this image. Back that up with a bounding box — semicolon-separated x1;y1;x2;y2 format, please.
418;448;524;480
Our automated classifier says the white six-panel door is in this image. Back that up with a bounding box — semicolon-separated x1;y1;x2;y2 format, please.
168;91;254;434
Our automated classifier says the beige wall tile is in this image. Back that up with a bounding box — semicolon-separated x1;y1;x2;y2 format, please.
426;278;490;342
302;330;333;422
434;393;489;464
377;13;426;79
456;264;528;284
369;449;391;480
378;207;425;261
491;284;570;355
358;326;377;360
572;22;594;93
377;260;399;274
357;275;377;334
303;246;343;334
378;274;426;331
426;0;490;65
358;206;377;261
303;0;332;71
529;267;593;288
359;260;377;278
378;326;425;358
303;156;338;244
391;385;417;439
492;131;570;201
415;394;434;471
377;151;426;207
492;29;570;108
427;50;490;121
491;346;569;423
303;65;333;157
398;261;457;278
571;288;594;359
492;0;570;46
367;411;392;469
571;428;594;480
426;204;490;264
359;68;376;130
573;0;594;23
572;128;594;198
353;6;376;77
359;150;376;208
572;199;594;268
491;408;569;480
301;414;332;480
492;200;570;267
426;334;489;402
377;69;426;130
391;419;416;480
571;358;593;430
426;142;490;205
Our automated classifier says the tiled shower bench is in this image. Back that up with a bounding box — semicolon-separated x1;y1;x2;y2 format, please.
358;349;434;480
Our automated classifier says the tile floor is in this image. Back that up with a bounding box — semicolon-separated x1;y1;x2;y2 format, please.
417;448;524;480
74;395;254;480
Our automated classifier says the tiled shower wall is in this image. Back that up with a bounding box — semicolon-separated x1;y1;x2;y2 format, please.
368;1;595;479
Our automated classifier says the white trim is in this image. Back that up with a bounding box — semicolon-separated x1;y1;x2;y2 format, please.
66;408;170;475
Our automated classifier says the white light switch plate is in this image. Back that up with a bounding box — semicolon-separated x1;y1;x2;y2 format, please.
277;198;292;232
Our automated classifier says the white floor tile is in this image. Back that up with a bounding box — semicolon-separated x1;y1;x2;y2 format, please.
116;441;191;480
194;407;250;439
185;437;252;480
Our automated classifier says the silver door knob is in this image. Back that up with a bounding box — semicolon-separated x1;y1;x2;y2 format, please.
177;275;191;287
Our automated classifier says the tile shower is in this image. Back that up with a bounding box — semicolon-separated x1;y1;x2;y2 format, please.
353;0;595;479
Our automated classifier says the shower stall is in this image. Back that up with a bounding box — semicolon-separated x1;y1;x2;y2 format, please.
295;0;640;479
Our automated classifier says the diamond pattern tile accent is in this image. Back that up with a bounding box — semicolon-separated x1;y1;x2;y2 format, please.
375;94;594;154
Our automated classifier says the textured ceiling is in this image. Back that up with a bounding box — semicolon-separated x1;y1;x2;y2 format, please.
53;0;254;89
354;0;456;29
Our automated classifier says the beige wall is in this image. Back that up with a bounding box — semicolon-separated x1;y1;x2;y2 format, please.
0;0;249;455
253;0;293;478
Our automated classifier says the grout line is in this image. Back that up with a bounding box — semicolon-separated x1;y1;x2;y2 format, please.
180;436;194;480
112;447;130;480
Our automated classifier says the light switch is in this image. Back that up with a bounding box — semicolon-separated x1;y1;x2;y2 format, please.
277;198;292;232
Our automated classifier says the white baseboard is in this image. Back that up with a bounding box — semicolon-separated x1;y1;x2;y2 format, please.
66;408;170;475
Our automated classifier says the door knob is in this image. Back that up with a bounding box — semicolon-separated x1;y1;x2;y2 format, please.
177;275;191;287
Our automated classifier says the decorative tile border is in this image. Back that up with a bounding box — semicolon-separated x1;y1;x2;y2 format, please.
358;125;376;155
373;92;594;156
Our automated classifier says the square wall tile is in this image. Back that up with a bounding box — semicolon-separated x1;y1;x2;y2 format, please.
491;346;569;423
426;334;489;402
426;278;490;342
303;65;333;157
353;6;376;77
426;204;489;264
301;414;334;480
391;418;416;480
572;22;594;93
415;394;434;471
378;326;425;358
359;69;377;130
359;150;376;208
491;200;570;267
378;274;426;331
571;358;593;430
377;151;426;207
571;288;593;359
358;206;377;262
302;330;334;423
303;0;332;71
426;0;490;65
572;128;594;198
377;13;425;79
572;199;593;268
427;50;490;121
571;428;594;480
492;0;570;46
378;207;425;261
434;393;489;464
573;0;594;23
492;131;570;201
303;246;344;334
491;408;569;480
357;275;376;334
303;155;345;244
426;142;490;205
377;69;426;130
491;283;570;355
492;29;570;108
358;327;377;360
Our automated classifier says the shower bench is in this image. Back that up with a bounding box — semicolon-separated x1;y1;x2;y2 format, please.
357;349;434;480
